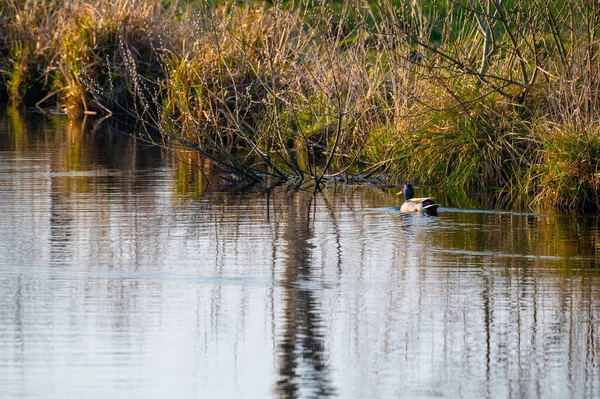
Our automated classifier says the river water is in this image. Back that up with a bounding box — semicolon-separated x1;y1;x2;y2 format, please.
1;108;599;398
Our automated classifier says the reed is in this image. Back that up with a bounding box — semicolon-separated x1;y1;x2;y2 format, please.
2;0;173;112
3;0;600;210
528;124;600;210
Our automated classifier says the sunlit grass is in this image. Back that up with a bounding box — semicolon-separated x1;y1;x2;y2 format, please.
527;123;600;210
3;0;600;210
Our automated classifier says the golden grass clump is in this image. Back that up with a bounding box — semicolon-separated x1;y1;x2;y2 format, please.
3;0;175;112
528;124;600;210
153;2;384;182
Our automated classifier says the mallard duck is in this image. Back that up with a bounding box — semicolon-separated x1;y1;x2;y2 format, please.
399;183;440;216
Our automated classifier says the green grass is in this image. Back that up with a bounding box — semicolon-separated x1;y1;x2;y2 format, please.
3;0;600;211
527;124;600;210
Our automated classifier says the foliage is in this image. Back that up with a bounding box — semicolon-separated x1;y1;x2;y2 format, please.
3;0;600;210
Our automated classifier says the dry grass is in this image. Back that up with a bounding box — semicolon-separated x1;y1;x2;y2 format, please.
3;0;600;210
2;0;174;112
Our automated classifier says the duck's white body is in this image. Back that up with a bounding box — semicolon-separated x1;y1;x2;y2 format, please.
400;197;440;215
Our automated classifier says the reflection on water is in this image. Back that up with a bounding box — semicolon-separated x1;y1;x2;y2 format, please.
276;193;335;398
1;107;600;398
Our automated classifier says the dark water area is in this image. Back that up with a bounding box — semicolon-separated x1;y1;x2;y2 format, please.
1;107;600;398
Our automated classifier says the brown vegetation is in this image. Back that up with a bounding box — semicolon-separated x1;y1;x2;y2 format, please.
3;0;600;210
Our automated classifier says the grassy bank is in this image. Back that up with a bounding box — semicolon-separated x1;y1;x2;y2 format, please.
2;0;600;210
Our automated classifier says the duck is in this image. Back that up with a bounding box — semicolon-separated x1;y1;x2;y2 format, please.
399;183;440;216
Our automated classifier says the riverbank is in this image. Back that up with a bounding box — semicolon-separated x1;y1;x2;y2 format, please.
2;0;600;210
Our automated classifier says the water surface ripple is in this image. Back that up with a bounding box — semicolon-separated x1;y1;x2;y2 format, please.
1;109;600;398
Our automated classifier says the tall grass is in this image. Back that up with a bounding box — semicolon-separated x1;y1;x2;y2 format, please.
2;0;174;112
3;0;600;210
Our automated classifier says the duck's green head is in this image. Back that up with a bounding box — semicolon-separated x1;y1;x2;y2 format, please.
402;183;414;200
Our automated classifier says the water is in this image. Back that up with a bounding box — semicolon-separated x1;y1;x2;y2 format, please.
1;107;600;398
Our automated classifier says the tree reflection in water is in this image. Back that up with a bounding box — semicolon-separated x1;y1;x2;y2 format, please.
276;192;336;398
